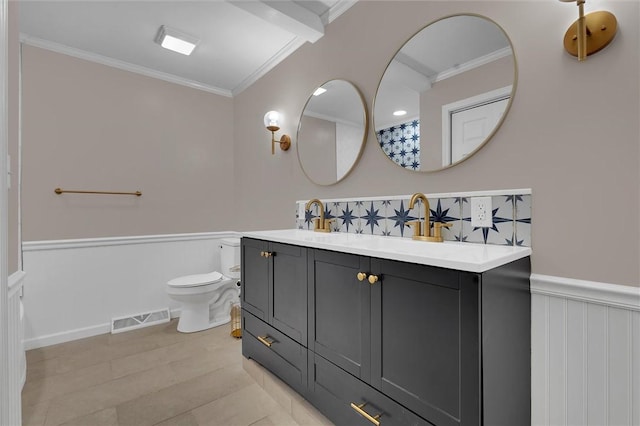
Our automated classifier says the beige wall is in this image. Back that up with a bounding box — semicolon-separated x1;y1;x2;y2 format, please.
421;55;515;170
8;1;19;274
233;1;640;287
21;45;235;240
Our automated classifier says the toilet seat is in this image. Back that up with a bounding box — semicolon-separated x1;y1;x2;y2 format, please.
167;271;224;288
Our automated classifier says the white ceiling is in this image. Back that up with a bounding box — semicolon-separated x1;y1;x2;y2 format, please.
19;0;357;97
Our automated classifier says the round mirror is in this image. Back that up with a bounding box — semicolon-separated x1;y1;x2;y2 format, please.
297;80;368;185
373;14;517;172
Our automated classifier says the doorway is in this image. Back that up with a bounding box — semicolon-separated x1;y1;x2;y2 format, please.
442;85;512;166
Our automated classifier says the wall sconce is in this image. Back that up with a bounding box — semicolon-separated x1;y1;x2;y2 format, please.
560;0;617;61
264;111;291;155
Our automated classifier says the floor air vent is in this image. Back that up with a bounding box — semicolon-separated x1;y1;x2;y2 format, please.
111;308;170;334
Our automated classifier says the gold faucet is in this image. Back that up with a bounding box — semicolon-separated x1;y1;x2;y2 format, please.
407;193;451;242
305;198;334;233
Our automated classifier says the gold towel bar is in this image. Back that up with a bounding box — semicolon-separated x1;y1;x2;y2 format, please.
54;188;142;197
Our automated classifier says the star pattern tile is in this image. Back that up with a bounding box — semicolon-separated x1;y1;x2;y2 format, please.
295;193;530;247
376;120;421;170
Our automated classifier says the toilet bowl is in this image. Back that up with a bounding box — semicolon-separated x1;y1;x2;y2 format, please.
167;238;241;333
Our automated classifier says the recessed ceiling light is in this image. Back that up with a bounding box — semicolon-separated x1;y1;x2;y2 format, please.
313;87;327;96
155;25;199;56
393;110;407;116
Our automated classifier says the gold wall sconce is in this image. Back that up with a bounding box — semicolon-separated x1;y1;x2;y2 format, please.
263;110;291;155
560;0;617;61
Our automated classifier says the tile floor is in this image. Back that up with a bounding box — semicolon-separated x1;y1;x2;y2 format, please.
22;319;332;426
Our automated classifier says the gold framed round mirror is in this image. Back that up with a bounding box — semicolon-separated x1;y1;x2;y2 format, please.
297;80;368;185
373;14;517;172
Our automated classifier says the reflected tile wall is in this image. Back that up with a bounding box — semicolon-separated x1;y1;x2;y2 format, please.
376;120;421;171
295;191;531;247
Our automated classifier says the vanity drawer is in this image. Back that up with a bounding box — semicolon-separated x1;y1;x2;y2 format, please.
242;311;307;395
309;353;434;426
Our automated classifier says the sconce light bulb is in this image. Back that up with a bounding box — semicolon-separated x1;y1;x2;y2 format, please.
264;111;281;130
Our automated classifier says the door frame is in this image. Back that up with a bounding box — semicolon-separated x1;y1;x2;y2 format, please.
0;0;11;421
441;85;512;166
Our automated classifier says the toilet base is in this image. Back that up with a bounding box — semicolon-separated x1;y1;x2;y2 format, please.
176;300;214;333
176;313;230;333
174;287;240;333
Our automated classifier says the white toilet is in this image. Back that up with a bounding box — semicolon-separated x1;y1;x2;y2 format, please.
167;237;241;333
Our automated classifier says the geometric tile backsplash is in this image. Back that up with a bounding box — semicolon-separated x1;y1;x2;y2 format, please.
296;190;532;247
376;119;421;171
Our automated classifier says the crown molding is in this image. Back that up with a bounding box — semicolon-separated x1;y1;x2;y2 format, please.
231;36;305;96
321;0;358;25
231;0;357;95
21;1;358;97
303;110;360;127
434;46;513;84
20;34;233;97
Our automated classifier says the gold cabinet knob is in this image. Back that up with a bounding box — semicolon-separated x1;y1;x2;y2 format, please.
368;275;379;285
357;272;367;281
260;251;266;257
264;252;273;258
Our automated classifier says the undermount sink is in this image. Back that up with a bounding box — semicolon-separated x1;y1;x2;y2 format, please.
242;229;531;273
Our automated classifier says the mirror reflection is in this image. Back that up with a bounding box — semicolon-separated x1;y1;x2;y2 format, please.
297;80;368;185
374;14;516;172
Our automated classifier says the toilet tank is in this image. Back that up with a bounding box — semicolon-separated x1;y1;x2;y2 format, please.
220;238;241;279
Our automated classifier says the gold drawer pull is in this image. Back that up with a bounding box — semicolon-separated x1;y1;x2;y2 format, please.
350;402;382;426
368;275;379;285
257;335;274;347
259;251;274;258
357;272;367;281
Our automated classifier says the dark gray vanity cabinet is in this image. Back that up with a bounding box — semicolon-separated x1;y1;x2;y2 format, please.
307;251;474;426
241;238;308;345
368;259;480;426
242;237;531;426
241;238;309;395
307;250;530;426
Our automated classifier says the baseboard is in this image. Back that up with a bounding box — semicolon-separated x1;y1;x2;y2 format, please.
530;273;640;311
23;322;111;350
25;311;183;350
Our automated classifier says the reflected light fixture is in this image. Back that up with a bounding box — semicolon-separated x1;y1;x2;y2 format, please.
313;87;327;96
393;110;407;117
264;111;291;155
155;25;199;56
559;0;617;61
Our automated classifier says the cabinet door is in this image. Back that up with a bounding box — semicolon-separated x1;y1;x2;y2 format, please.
370;259;480;426
309;249;371;382
270;242;308;345
241;238;269;321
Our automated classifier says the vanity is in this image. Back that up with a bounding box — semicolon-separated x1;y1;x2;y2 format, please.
241;229;531;426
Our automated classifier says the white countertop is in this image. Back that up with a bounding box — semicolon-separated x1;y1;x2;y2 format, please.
242;229;531;273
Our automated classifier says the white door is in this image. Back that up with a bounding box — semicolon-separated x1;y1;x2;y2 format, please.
450;97;508;163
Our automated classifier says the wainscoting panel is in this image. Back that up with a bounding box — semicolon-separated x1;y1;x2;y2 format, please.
531;274;640;426
22;232;238;349
6;271;25;426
